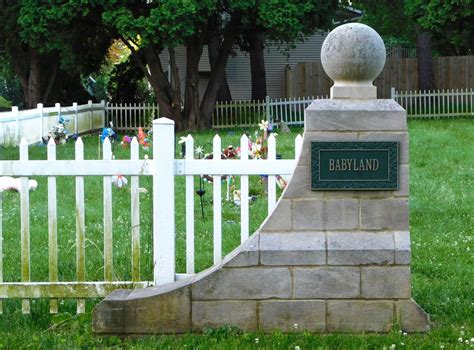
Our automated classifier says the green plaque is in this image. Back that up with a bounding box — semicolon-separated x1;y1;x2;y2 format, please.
311;142;398;190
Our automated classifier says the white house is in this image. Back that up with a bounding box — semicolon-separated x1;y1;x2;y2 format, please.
159;32;329;101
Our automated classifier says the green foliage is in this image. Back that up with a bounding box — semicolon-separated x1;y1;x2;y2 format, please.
0;1;112;107
258;0;336;43
353;0;473;55
404;0;473;55
0;95;12;108
102;0;217;48
17;1;111;73
0;56;23;107
107;57;155;103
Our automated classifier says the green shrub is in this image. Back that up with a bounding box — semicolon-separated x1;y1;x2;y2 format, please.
0;95;12;108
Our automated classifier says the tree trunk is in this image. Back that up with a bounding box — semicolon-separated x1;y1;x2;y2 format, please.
208;27;232;102
249;31;267;101
140;45;184;130
200;12;243;129
416;31;435;91
42;62;59;103
183;35;204;131
26;49;42;108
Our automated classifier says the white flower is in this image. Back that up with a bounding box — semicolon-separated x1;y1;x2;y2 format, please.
178;136;187;144
255;338;259;344
403;332;407;336
461;330;465;336
259;119;269;131
440;345;444;349
112;175;128;188
293;323;299;329
294;346;301;350
195;146;204;157
390;344;396;349
459;337;464;343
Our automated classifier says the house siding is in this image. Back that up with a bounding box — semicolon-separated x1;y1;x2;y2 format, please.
158;32;328;101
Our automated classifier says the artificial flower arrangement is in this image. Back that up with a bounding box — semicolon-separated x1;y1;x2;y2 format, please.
100;122;118;144
120;127;151;151
48;115;69;144
189;119;288;208
250;119;271;159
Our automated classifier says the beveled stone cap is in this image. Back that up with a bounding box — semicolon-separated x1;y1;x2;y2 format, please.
321;23;386;99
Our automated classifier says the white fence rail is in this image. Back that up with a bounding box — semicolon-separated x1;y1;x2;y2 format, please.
392;88;474;119
0;118;301;314
0;101;105;146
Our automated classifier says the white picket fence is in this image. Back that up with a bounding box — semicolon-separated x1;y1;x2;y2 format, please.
0;118;302;314
0;101;105;146
2;88;471;147
392;88;474;119
212;95;323;128
106;102;159;132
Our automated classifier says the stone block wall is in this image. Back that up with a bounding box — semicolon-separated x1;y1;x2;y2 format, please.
93;99;429;334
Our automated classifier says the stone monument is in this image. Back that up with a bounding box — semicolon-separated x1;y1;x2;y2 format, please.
93;23;430;333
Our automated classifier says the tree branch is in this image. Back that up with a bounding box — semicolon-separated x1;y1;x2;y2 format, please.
168;47;181;92
119;36;153;83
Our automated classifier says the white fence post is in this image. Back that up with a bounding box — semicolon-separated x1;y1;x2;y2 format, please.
101;100;106;128
153;118;175;285
75;137;86;314
88;100;93;130
73;102;78;134
185;135;195;274
38;103;44;142
0;188;2;314
391;87;396;100
19;139;30;313
213;135;222;264
55;103;61;137
13;106;19;144
47;138;58;313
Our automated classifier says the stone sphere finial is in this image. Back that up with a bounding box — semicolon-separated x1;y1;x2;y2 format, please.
321;23;386;99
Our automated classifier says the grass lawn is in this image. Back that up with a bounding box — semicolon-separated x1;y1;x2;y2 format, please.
0;119;473;349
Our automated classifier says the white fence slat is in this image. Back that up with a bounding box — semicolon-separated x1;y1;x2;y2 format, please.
130;137;141;282
213;135;222;264
153;118;176;285
73;102;78;134
103;138;113;282
87;100;93;131
0;190;2;314
47;138;59;313
240;135;249;243
75;138;86;314
13;107;19;144
267;134;277;214
185;135;195;274
38;103;44;141
19;139;31;314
